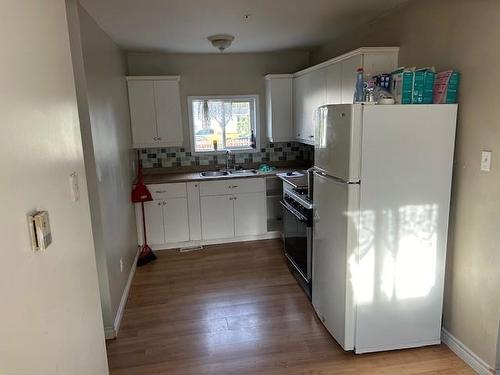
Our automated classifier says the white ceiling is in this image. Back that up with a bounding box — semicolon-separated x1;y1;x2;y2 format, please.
79;0;408;53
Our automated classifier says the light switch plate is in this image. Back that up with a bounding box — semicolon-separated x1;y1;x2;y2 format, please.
69;172;80;202
28;211;52;251
481;151;492;172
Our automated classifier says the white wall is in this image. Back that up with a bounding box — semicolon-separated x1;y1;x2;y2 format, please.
127;51;310;149
311;0;500;369
67;0;138;337
497;319;500;372
0;0;109;374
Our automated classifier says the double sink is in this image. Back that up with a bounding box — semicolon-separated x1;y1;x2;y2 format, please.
200;169;258;177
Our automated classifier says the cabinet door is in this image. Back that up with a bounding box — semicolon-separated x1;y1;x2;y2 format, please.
363;52;398;78
234;192;267;237
293;74;307;141
266;77;293;142
341;55;363;104
154;80;183;146
305;68;327;142
143;200;165;246
200;195;235;240
326;63;342;105
127;80;158;147
163;197;189;243
187;182;202;241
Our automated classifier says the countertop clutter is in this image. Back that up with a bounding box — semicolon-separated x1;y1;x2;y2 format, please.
140;163;311;184
142;168;299;184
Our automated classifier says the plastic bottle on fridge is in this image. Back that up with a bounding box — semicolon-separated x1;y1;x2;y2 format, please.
354;68;365;102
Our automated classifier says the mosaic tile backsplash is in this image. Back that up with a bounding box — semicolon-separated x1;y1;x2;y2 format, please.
139;142;314;169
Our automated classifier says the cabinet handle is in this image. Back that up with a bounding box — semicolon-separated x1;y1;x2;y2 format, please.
158;137;162;141
228;185;238;189
309;135;314;138
153;137;158;141
297;133;301;137
157;202;162;206
163;201;167;205
156;190;167;193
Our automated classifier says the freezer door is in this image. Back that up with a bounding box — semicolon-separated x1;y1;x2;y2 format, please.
312;171;358;351
314;104;362;182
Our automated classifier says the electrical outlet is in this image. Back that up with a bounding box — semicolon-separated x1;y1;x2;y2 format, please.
120;258;124;273
481;151;492;172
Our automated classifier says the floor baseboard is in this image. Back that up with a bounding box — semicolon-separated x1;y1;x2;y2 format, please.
105;248;140;340
151;231;282;251
441;328;495;375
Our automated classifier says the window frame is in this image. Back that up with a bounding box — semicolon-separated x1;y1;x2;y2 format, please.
187;95;260;154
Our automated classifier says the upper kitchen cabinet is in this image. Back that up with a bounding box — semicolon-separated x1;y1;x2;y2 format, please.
265;74;294;142
293;68;327;145
126;76;183;148
340;54;362;104
340;49;399;104
326;62;342;105
293;47;399;145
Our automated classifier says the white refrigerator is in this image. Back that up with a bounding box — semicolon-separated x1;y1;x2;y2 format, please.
312;104;457;354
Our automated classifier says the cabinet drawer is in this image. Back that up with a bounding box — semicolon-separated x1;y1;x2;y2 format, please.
148;183;186;200
200;178;265;196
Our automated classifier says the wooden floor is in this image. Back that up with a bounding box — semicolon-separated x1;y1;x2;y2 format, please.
107;239;473;375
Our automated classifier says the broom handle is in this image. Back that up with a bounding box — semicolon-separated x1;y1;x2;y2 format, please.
141;201;148;246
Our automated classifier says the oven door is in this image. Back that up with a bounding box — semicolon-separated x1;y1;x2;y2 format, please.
281;201;310;281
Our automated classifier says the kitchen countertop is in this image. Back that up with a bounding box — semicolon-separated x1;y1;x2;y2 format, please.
142;168;308;185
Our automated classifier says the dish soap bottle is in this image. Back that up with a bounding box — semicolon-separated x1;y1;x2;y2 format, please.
250;129;256;149
354;68;365;102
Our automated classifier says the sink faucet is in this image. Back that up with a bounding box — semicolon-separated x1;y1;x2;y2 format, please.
225;150;232;170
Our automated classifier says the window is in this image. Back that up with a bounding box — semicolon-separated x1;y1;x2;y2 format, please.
188;95;258;153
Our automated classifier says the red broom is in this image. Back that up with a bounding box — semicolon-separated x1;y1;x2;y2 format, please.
132;151;157;266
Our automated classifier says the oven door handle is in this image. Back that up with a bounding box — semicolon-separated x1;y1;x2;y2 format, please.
280;201;308;223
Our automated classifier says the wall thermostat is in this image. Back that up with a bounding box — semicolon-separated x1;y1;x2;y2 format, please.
28;211;52;251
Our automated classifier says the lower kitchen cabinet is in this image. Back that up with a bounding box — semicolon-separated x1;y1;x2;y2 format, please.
200;195;235;240
163;197;190;243
187;182;202;241
234;192;267;236
141;178;269;247
144;200;165;246
144;197;189;245
199;178;267;240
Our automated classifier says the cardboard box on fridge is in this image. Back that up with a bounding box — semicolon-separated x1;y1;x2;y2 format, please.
433;70;460;104
391;67;413;104
391;67;436;104
412;68;436;104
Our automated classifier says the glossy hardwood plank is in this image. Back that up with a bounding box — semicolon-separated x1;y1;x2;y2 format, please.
107;239;473;375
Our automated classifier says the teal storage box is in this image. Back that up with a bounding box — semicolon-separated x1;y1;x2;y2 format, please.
391;68;413;104
412;68;436;104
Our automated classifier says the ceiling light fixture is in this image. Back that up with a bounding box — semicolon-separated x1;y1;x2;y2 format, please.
207;34;235;52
